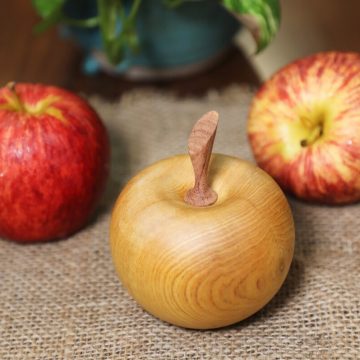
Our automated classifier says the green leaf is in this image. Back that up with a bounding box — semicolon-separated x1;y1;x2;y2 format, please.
97;0;121;39
32;0;66;18
33;7;63;34
33;0;141;65
63;17;100;28
97;0;123;64
97;0;142;65
162;0;184;7
222;0;281;52
123;30;140;53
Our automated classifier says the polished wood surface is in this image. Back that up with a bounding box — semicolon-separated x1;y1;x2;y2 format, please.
110;154;295;329
0;0;260;99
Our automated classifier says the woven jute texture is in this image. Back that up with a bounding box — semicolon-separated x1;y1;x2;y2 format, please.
0;87;359;359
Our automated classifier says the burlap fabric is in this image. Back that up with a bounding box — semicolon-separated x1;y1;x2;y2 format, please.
0;87;359;359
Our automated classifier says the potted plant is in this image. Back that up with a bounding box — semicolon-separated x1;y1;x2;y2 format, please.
32;0;280;79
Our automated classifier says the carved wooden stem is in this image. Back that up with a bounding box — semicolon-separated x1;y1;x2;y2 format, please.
184;111;219;207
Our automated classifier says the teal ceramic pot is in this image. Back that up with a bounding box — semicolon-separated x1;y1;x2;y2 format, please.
64;0;240;78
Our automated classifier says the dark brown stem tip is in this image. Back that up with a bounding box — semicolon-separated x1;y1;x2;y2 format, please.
5;81;25;112
6;81;16;92
184;111;219;207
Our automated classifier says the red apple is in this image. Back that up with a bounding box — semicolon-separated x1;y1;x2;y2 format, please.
0;83;109;242
248;52;360;204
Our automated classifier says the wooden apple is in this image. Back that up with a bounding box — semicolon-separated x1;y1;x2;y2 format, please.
248;52;360;204
110;112;294;329
0;82;109;242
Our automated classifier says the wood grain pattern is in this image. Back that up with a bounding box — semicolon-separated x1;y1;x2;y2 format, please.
185;111;219;207
110;154;295;329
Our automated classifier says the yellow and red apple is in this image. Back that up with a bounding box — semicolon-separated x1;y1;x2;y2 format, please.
0;83;109;242
248;52;360;204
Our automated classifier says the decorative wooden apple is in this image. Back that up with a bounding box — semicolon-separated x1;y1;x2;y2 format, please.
110;111;295;329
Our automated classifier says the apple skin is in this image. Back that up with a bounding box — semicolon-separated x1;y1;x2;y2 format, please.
248;52;360;204
110;154;294;329
0;83;109;242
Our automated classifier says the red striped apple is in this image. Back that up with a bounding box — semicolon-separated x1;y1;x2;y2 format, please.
0;83;109;242
248;52;360;204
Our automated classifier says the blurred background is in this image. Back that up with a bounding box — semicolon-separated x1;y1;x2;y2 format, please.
1;0;360;97
239;0;360;79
